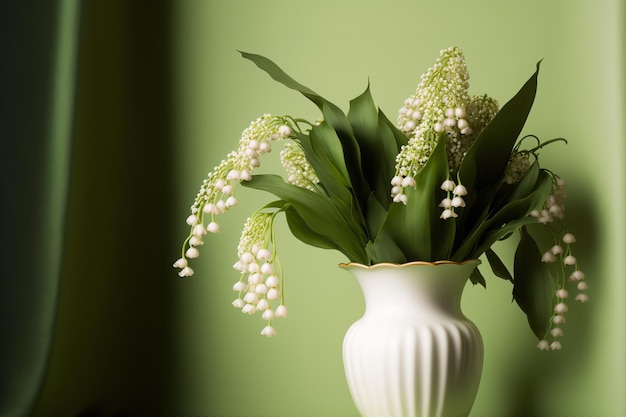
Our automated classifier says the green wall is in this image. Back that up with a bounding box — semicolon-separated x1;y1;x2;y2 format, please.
173;1;624;417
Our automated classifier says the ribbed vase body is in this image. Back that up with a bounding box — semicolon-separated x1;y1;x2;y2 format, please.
342;261;483;417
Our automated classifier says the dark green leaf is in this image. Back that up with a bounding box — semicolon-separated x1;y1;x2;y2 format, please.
485;248;513;281
365;231;406;265
459;62;541;191
513;226;555;340
306;122;351;187
284;206;337;250
372;135;453;262
242;174;369;263
365;193;388;240
452;169;553;260
456;62;541;242
347;85;401;209
469;267;487;287
240;51;325;109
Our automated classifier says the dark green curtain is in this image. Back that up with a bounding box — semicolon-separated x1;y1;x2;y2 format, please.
2;1;181;416
1;1;69;416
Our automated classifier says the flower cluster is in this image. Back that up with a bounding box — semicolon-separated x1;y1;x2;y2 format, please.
173;115;293;278
280;142;320;191
531;177;567;224
438;179;468;219
232;211;287;337
391;47;500;204
536;232;589;350
504;150;532;185
531;178;589;350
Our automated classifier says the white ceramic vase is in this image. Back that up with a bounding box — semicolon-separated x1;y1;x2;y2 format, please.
341;260;483;417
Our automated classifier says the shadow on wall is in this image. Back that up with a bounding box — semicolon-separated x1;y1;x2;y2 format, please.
508;181;600;417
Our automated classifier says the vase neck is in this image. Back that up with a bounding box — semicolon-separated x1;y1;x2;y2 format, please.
344;262;479;317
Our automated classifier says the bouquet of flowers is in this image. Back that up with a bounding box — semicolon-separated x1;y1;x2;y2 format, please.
174;47;588;350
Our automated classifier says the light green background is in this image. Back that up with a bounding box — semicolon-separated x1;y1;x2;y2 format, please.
173;1;624;417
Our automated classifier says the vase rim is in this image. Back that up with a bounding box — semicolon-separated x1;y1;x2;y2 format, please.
339;259;481;269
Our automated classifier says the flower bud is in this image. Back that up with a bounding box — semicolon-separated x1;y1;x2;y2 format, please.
550;327;564;338
226;196;238;207
554;302;568;314
439;198;452;209
248;273;263;285
260;263;274;275
393;194;408;205
568;270;585;281
275;305;288;317
265;275;279;287
207;222;220;234
226;170;241;181
278;125;292;137
193;224;207;236
241;304;256;314
453;184;468;196
256;299;269;311
173;258;187;268
185;247;200;259
550;341;562;350
537;340;549;351
267;288;280;300
451;196;466;208
575;293;589;303
555;288;569;299
401;176;416;188
240;170;252;181
178;266;194;277
562;233;576;244
550;245;563;255
261;325;277;337
391;176;403;187
256;248;271;261
563;255;577;265
255;283;268;295
440;179;456;191
240;252;254;264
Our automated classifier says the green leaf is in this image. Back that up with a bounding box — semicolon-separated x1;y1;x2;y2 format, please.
365;193;388;240
452;169;553;260
469;267;487;287
491;159;540;210
239;51;326;109
372;135;453;262
347;85;401;209
304;122;352;188
240;51;371;216
456;62;541;242
242;174;369;263
485;248;513;281
284;206;337;250
365;231;406;265
459;62;541;191
513;226;555;340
